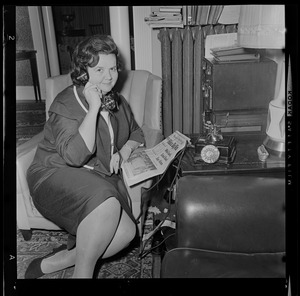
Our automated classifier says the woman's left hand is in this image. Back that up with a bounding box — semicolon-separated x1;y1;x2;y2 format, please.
110;153;121;174
119;144;132;162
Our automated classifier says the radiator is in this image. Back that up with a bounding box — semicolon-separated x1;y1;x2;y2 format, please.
158;25;238;137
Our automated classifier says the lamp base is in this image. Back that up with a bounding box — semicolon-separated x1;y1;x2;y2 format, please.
263;136;285;158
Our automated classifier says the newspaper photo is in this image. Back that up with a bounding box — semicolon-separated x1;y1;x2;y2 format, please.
121;131;190;186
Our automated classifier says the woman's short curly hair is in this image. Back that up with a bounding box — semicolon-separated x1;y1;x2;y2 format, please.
70;35;122;86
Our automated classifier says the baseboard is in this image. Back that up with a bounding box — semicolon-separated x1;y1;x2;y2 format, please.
16;99;45;104
16;86;45;101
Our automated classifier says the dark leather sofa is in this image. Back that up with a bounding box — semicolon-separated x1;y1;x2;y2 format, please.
161;174;285;278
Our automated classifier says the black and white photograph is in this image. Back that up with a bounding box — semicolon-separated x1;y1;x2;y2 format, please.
3;4;298;296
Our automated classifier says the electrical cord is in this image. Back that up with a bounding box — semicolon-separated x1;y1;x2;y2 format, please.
111;107;188;259
134;151;180;223
138;143;187;259
139;232;175;259
125;134;188;223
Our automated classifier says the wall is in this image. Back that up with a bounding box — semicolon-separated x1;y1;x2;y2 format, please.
16;6;50;101
52;6;110;36
132;6;162;78
151;30;162;77
16;6;34;87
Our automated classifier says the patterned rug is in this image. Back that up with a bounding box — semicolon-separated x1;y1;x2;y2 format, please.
17;213;154;279
16;100;154;279
16;101;46;146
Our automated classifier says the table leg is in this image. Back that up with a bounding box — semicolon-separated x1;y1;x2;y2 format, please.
30;56;41;102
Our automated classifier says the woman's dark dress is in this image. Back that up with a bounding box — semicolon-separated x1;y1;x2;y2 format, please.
27;85;145;241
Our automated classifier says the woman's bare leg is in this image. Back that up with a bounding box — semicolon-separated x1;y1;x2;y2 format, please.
40;196;136;278
101;206;136;258
72;197;121;278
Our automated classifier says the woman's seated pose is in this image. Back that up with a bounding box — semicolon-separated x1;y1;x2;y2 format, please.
25;35;144;278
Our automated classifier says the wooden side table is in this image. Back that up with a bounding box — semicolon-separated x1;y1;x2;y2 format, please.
180;133;285;176
16;50;41;102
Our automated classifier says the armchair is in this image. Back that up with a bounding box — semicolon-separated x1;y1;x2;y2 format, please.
17;70;163;240
161;174;286;278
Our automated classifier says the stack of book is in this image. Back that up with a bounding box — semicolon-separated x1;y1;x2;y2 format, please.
145;6;184;28
210;45;261;63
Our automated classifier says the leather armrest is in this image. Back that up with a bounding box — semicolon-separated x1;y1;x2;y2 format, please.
176;175;285;253
161;247;286;278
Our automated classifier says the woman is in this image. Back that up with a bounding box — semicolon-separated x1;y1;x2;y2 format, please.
25;35;145;278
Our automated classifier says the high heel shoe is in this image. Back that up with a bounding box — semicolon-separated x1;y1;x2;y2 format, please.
25;244;67;279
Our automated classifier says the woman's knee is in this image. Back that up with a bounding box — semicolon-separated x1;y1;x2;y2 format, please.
103;196;121;210
79;196;121;229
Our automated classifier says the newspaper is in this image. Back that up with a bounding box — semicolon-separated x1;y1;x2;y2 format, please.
121;131;190;187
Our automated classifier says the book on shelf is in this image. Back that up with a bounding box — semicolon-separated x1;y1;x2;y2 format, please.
145;19;183;24
182;6;187;25
187;5;198;25
195;6;202;25
146;21;183;26
121;131;190;187
187;5;223;26
210;45;261;62
146;22;184;28
211;45;249;56
187;6;192;25
145;19;184;28
212;5;224;24
145;16;165;22
207;5;217;24
206;5;224;24
200;6;211;25
151;11;181;17
191;6;197;25
146;6;183;28
159;6;182;13
145;15;182;22
212;53;261;62
148;23;184;28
